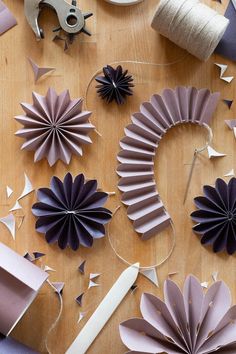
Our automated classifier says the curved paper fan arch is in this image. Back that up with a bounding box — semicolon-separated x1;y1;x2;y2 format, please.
117;87;220;240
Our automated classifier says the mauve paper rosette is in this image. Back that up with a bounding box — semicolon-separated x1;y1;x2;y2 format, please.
191;178;236;255
32;173;112;251
15;88;94;166
120;275;236;354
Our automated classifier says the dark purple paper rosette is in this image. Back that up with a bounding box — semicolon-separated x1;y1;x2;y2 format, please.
32;173;112;251
120;275;236;354
191;178;236;255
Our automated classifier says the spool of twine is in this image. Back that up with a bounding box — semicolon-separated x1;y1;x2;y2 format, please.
151;0;229;61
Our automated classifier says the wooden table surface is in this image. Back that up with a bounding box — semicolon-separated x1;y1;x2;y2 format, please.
1;0;235;353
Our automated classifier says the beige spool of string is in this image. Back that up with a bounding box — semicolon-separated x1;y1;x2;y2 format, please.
151;0;229;61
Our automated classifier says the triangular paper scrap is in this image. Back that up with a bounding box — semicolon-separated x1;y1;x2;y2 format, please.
212;271;219;282
18;173;34;200
33;251;45;260
43;265;56;272
140;268;159;287
221;76;234;83
9;200;22;212
51;282;64;295
207;146;226;158
0;213;15;239
223;99;233;109
234;127;236;139
78;312;87;324
225;119;236;129
89;273;101;280
201;281;208;289
130;284;138;293
224;169;235;177
75;293;84;306
215;63;228;77
28;57;55;83
78;260;86;274
23;252;34;262
88;280;99;289
6;186;13;198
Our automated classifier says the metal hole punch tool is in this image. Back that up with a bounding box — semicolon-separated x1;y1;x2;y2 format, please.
24;0;93;47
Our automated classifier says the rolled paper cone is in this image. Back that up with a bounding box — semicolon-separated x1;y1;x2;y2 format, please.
151;0;229;61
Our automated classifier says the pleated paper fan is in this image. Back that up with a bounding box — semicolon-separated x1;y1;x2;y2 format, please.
117;87;220;240
15;88;95;166
120;275;236;354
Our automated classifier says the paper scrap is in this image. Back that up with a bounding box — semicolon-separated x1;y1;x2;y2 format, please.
43;265;55;272
0;213;15;239
88;280;99;289
18;173;34;200
89;273;101;280
33;252;45;260
66;263;140;354
225;119;236;129
6;186;13;198
212;271;219;282
130;284;138;293
24;252;34;262
223;99;233;109
168;271;179;277
75;293;84;306
16;215;25;229
28;57;55;83
51;282;64;295
207;146;226;158
9;200;22;212
224;169;235;177
140;268;159;287
78;312;87;324
0;0;17;35
215;63;234;83
201;281;208;289
78;260;86;274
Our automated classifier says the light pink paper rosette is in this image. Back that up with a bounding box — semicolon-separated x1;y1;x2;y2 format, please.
15;88;94;166
120;275;236;353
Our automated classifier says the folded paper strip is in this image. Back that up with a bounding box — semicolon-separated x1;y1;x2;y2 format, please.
15;88;94;166
0;242;48;336
32;173;112;251
120;275;236;353
191;178;236;255
117;87;220;240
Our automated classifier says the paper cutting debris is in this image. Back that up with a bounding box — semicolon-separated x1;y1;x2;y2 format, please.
78;260;86;274
6;186;13;198
28;57;55;83
18;173;34;200
215;63;234;83
0;213;15;239
76;293;84;306
140;268;159;287
224;169;235;177
207;146;226;158
9;200;22;212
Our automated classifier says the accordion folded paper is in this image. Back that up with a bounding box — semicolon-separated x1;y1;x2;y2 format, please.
0;242;48;336
0;1;17;35
15;88;94;166
215;0;236;61
120;275;236;354
191;178;236;255
0;335;38;354
32;173;112;251
117;87;220;240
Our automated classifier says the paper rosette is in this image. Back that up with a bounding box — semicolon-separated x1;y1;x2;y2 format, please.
15;88;94;166
32;173;112;251
120;275;236;353
117;87;220;240
191;178;236;255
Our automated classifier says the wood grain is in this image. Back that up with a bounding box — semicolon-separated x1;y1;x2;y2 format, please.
0;0;235;353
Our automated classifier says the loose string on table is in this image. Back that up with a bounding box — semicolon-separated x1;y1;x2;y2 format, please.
107;206;176;271
45;280;64;354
